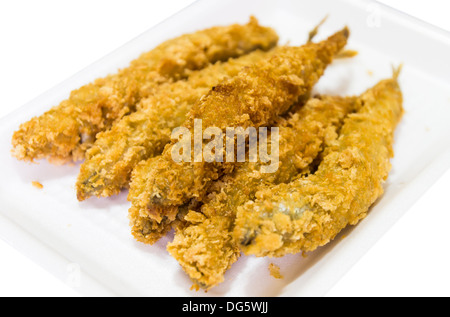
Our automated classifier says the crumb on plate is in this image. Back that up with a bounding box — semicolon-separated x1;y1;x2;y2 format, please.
336;49;358;59
32;181;43;189
268;263;283;279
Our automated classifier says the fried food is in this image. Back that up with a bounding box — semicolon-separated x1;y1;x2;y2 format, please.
8;12;407;293
128;28;350;236
233;72;403;257
76;49;278;201
11;17;278;164
128;157;197;244
166;95;359;289
128;192;200;245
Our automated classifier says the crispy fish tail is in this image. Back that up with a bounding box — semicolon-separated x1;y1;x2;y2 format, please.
308;15;329;43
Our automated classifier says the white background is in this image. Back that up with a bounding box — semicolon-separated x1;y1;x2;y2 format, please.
0;0;449;297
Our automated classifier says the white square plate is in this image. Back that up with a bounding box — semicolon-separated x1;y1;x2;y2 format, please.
1;0;450;296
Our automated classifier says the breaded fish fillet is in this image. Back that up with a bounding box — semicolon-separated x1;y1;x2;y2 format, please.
11;17;278;164
128;191;200;245
76;49;278;201
233;73;403;257
128;28;350;230
167;95;359;289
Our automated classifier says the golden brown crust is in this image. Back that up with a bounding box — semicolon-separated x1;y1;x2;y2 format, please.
128;185;200;245
166;96;358;289
11;17;279;164
233;76;403;257
128;28;350;231
76;50;277;201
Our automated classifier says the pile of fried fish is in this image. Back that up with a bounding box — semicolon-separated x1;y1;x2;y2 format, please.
12;17;403;290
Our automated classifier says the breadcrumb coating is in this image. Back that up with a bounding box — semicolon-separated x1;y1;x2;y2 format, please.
11;17;278;164
76;49;278;201
128;28;350;233
166;96;358;289
233;74;403;257
128;184;200;245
